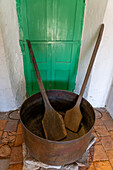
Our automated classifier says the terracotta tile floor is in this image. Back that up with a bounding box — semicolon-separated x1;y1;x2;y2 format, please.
0;108;113;170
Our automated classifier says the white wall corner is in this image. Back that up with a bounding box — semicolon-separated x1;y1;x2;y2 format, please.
75;0;110;108
87;0;113;107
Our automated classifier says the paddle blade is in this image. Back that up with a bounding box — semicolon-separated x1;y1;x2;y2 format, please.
64;106;83;132
42;110;67;141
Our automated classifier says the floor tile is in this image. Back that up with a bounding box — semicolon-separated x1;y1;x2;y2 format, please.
92;131;101;145
0;131;3;144
93;145;108;161
8;131;17;135
109;131;113;139
0;159;9;170
0;120;7;131
88;163;95;170
101;136;113;150
94;119;103;126
94;110;102;119
1;132;9;144
0;145;11;158
94;160;112;170
8;164;22;170
109;159;113;167
0;108;112;170
15;134;24;146
79;163;95;170
106;150;113;160
94;126;109;136
10;146;23;164
103;120;113;131
4;120;19;132
17;123;22;134
8;132;16;147
8;110;20;120
0;131;3;138
1;131;16;146
102;112;112;121
0;112;9;120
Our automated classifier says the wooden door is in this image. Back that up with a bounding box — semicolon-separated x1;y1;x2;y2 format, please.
16;0;85;96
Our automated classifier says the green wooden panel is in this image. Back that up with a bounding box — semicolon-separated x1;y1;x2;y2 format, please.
52;0;77;40
26;0;47;40
53;44;72;63
51;43;80;91
21;42;51;96
30;44;48;63
74;0;86;41
54;70;70;90
21;0;85;41
32;70;47;93
16;0;85;97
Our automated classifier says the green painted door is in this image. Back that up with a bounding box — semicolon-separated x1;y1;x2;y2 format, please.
16;0;85;97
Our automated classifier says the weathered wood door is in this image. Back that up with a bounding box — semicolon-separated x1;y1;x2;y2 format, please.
16;0;85;97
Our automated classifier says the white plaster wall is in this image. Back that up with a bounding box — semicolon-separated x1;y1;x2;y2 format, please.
0;28;16;111
0;0;26;111
106;79;113;119
75;0;113;108
104;0;113;118
87;0;113;107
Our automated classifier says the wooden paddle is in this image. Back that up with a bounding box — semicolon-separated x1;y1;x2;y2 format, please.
64;24;104;132
27;40;67;141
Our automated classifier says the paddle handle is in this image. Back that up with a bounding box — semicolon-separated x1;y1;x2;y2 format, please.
76;24;104;106
27;40;51;108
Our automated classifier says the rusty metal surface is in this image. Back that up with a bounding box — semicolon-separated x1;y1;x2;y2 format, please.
20;90;95;166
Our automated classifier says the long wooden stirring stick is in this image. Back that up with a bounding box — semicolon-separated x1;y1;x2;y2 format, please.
27;40;67;141
64;24;104;132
